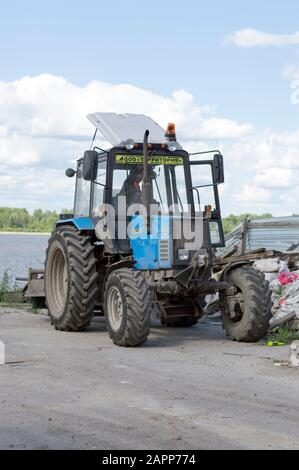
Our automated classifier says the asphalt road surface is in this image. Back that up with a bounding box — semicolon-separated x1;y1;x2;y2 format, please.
0;307;298;450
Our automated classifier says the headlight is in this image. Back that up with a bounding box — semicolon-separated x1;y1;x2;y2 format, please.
178;249;189;261
125;138;135;150
167;140;179;152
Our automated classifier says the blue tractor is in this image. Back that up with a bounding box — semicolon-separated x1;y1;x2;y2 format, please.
45;113;272;346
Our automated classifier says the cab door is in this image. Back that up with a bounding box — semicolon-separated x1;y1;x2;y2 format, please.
74;160;92;217
189;151;225;248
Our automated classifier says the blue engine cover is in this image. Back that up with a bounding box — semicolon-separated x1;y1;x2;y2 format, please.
130;215;172;270
57;215;172;271
56;217;95;230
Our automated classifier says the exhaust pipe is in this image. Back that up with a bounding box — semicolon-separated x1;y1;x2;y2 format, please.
142;129;151;233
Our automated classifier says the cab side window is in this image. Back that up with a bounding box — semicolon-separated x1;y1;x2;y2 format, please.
74;161;91;217
92;157;107;216
191;164;216;213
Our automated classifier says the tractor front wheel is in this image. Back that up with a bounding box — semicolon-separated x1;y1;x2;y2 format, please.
220;266;272;342
104;268;151;346
45;226;99;331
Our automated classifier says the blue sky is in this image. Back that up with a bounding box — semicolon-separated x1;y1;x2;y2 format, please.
0;0;299;215
1;0;298;128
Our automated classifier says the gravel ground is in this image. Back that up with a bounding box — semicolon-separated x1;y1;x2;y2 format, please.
0;306;298;450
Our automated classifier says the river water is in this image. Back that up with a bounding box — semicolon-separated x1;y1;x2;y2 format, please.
0;234;49;286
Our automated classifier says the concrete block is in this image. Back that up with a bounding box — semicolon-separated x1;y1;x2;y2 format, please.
253;258;279;273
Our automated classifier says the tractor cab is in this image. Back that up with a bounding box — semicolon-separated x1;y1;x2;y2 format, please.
64;113;225;265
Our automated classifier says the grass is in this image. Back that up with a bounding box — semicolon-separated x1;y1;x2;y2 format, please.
0;270;24;304
0;269;10;290
268;326;299;345
0;303;30;309
0;270;10;302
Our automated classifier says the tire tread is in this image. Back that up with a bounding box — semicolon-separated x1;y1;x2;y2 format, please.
45;226;99;332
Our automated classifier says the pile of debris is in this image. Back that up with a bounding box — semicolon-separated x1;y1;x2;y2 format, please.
253;258;299;329
215;216;299;330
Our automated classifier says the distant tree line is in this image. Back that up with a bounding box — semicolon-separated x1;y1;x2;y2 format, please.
0;208;275;234
0;208;72;233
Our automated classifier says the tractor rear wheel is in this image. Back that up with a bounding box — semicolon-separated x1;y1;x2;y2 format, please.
45;226;99;331
220;266;272;342
104;268;151;346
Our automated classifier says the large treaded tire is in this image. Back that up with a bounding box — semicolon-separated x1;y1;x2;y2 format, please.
45;226;99;331
221;266;272;342
104;268;151;347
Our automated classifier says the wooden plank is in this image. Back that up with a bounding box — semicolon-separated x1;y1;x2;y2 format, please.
240;218;249;255
218;245;238;260
214;250;278;266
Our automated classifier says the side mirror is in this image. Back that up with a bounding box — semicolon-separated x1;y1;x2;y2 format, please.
213;154;224;184
83;150;98;181
65;168;76;178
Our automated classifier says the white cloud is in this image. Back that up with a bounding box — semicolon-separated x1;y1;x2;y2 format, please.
0;74;252;146
227;129;299;171
234;184;271;203
0;73;254;212
224;28;299;47
0;135;40;166
0;168;74;212
0;73;299;216
218;127;299;214
254;168;295;189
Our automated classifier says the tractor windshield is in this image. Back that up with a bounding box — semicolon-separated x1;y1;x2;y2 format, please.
112;153;188;214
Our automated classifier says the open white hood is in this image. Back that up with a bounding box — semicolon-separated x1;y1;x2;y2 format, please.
87;112;165;146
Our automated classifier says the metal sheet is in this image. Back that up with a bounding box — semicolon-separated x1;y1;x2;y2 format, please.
87;112;165;146
25;279;45;298
246;217;299;252
247;227;299;252
218;217;299;257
